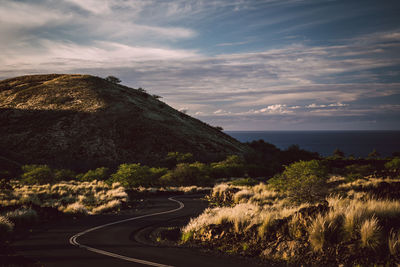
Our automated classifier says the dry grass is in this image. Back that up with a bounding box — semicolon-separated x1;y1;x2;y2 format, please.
183;183;308;238
308;211;343;251
0;180;128;215
388;229;400;256
183;176;400;264
360;216;382;250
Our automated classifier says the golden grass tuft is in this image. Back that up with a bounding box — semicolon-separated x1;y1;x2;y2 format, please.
360;216;382;250
389;229;400;256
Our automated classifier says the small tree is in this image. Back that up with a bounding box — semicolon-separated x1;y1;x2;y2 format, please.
159;162;211;186
78;167;110;181
332;148;345;159
21;165;54;184
385;157;400;175
54;168;76;181
110;164;166;187
105;76;121;84
269;160;328;203
368;149;380;159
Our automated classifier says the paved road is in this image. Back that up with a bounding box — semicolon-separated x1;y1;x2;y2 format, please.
12;195;263;267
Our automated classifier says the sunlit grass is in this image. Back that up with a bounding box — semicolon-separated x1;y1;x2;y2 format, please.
183;176;400;264
1;180;128;215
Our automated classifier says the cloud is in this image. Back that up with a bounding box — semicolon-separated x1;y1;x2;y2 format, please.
216;41;250;47
1;1;400;130
307;103;327;108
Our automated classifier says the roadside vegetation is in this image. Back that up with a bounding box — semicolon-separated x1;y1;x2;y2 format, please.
1;141;399;265
181;155;400;266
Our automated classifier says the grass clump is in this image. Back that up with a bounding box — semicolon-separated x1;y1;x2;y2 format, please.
360;216;382;250
388;229;400;256
1;180;128;215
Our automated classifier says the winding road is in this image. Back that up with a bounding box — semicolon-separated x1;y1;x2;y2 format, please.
12;195;262;267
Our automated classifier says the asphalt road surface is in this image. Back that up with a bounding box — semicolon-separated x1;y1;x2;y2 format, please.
12;195;263;267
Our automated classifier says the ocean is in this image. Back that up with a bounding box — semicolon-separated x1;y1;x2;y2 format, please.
225;131;400;157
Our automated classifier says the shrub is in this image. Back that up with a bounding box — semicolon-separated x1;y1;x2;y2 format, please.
21;164;54;184
110;164;166;187
54;168;76;181
105;75;121;84
345;164;374;181
210;155;246;178
332;148;345;159
160;162;210;186
385;157;400;174
269;160;328;203
78;167;110;181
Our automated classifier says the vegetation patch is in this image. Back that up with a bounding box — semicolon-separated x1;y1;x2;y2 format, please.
181;160;400;266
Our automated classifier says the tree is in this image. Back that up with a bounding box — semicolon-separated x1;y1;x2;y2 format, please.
269;160;328;203
159;162;211;186
368;149;380;159
20;165;54;184
385;157;400;175
332;148;345;159
77;167;109;181
110;163;166;187
105;76;121;84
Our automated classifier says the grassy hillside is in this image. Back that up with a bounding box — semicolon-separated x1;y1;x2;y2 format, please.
0;74;249;170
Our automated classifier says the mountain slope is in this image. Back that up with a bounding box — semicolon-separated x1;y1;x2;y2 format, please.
0;74;249;170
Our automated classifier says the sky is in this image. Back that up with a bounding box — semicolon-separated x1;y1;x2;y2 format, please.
1;0;400;130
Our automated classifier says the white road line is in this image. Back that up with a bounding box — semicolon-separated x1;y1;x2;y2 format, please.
69;197;184;267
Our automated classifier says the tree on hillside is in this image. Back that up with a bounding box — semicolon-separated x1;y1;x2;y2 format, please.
105;76;121;84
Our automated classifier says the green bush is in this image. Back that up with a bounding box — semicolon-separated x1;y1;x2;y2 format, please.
110;164;167;187
20;164;54;184
385;157;400;174
210;155;246;178
54;168;76;181
77;167;110;181
164;152;193;168
344;164;374;181
269;160;328;203
332;148;345;159
160;162;211;186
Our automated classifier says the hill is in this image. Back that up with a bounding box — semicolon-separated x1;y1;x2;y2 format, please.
0;74;249;170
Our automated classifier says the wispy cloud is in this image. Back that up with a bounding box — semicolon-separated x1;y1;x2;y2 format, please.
1;0;400;130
